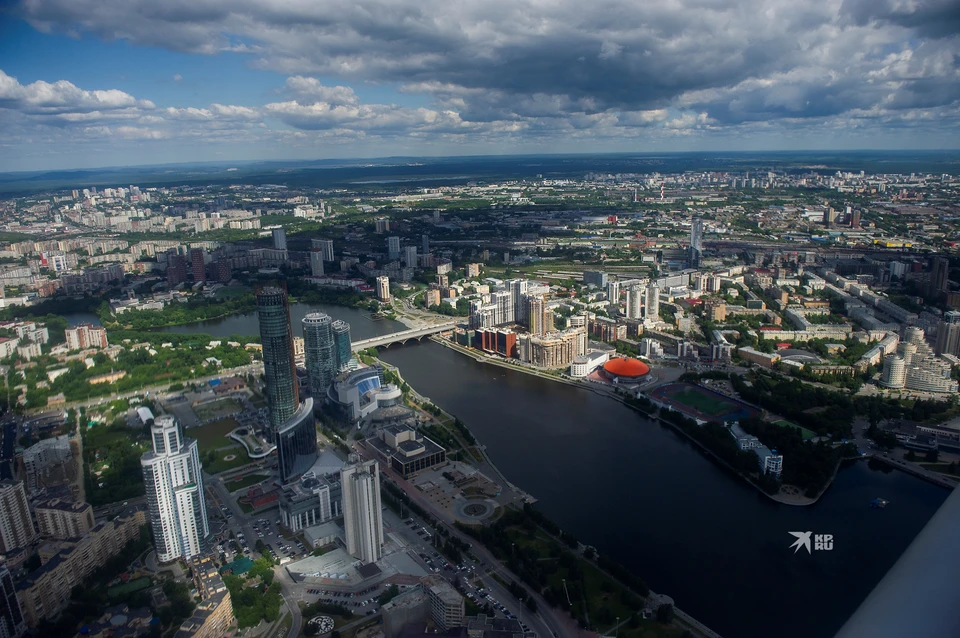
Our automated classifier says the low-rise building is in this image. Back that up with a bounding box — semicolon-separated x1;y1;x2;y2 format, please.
737;346;781;369
34;498;94;539
365;425;447;478
17;509;146;627
21;435;73;493
175;556;234;638
424;575;464;631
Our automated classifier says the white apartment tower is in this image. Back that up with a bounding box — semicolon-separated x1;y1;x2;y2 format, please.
645;285;661;323
140;416;210;563
310;250;325;277
625;286;643;320
341;456;383;564
376;276;391;302
0;481;36;554
272;227;287;250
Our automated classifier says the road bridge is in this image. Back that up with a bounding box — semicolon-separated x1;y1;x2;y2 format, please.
351;322;457;351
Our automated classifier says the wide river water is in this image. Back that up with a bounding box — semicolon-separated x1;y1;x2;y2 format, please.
90;305;950;638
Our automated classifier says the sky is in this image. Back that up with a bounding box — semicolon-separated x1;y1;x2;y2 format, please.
1;0;959;171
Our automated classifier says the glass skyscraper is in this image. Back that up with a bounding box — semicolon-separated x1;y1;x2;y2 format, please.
332;319;352;373
257;286;299;428
303;312;335;399
257;285;318;484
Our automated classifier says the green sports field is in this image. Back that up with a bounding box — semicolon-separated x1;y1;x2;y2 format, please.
672;389;734;417
774;420;817;440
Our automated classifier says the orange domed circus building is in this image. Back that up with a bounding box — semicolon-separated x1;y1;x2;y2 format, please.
601;357;650;383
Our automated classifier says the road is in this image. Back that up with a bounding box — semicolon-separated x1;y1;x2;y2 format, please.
24;363;264;414
367;449;572;638
205;468;303;638
382;501;563;638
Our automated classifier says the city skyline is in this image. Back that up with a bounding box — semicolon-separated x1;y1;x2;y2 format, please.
1;1;959;171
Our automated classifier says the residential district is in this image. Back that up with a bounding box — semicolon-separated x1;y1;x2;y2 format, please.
0;167;959;638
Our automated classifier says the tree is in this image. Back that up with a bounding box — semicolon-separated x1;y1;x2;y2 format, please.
656;603;674;624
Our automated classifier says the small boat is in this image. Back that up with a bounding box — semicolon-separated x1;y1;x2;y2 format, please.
869;498;889;509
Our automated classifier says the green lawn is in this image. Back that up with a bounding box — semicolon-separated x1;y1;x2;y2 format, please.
205;447;252;474
672;389;733;416
920;462;960;477
194;398;242;422
226;473;270;492
189;417;241;452
774;419;817;440
107;577;152;598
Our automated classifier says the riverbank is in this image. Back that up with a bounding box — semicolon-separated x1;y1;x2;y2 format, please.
374;352;723;638
428;333;832;507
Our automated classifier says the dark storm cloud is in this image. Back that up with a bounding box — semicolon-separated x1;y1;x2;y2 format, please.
10;0;960;142
841;0;960;39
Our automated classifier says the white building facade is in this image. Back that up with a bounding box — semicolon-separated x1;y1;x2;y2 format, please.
140;416;210;563
341;456;383;564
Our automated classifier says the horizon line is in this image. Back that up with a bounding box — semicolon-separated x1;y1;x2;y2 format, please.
3;148;960;178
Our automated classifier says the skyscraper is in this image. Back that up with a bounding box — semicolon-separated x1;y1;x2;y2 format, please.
387;236;401;260
190;248;206;282
929;256;950;299
0;480;36;554
312;238;335;262
303;313;335;400
166;249;188;286
257;286;300;428
376;276;391;302
310;251;325;277
341;456;383;564
332;320;353;373
272;228;287;250
626;286;643;320
257;287;317;483
140;416;210;562
422;234;430;254
0;564;25;638
404;245;418;269
645;285;660;322
527;296;548;335
606;280;620;306
690;218;704;268
935;310;960;356
508;279;528;324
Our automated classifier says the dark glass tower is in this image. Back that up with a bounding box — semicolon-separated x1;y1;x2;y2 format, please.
257;286;299;428
303;312;335;399
332;319;352;373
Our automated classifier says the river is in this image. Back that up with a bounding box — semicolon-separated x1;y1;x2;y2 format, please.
89;307;950;638
380;342;948;638
64;303;406;340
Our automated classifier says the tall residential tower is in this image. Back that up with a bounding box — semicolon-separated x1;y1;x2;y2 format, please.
341;456;383;564
140;416;210;562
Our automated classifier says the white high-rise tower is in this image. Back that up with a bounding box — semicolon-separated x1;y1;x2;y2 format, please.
341;455;383;564
625;286;643;320
645;284;660;324
140;416;210;562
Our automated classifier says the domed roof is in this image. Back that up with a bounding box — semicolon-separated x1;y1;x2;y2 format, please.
603;357;650;378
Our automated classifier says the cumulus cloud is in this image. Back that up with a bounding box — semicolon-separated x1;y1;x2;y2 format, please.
6;0;960;160
14;0;960;144
0;69;153;115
